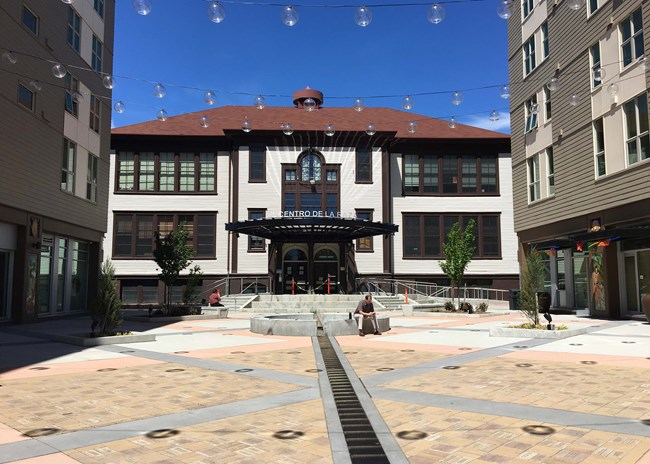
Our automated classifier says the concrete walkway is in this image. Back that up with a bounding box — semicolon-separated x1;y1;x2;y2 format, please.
0;310;649;463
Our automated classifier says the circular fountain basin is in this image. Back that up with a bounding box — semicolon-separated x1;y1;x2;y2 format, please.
250;313;390;337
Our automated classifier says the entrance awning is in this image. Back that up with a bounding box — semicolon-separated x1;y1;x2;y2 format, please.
225;217;398;242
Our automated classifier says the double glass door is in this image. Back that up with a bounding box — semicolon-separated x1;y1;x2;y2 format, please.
624;250;650;314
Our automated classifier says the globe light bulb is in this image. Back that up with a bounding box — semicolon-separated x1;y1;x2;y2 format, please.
254;95;266;110
355;6;372;27
303;97;316;112
204;90;216;105
133;0;152;15
207;2;225;23
72;91;84;103
530;103;539;115
61;0;75;4
325;124;335;136
594;67;605;82
497;0;512;19
114;101;125;113
366;123;376;136
568;94;580;106
102;75;115;89
281;5;299;26
546;76;559;91
282;123;293;135
153;83;166;99
449;116;457;129
567;0;583;10
500;84;510;99
427;3;445;24
402;95;414;110
607;83;619;96
200;115;209;128
638;56;648;71
242;117;252;132
157;109;168;121
353;97;364;112
489;110;500;122
451;90;463;105
29;80;42;92
407;122;417;134
52;63;66;79
2;51;17;65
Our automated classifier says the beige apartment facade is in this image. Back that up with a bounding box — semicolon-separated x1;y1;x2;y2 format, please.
509;0;650;318
0;0;114;323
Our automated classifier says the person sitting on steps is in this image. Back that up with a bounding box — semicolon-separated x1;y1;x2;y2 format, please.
209;288;222;307
354;294;381;337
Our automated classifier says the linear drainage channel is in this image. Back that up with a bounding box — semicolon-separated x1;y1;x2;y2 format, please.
317;330;390;464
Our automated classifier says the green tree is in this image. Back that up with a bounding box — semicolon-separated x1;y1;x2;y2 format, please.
439;220;476;309
91;260;123;336
520;246;545;325
182;265;203;305
154;223;194;311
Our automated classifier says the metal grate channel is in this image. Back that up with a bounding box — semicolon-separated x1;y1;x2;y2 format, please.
318;332;390;464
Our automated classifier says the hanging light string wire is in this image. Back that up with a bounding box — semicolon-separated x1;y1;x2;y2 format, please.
206;0;487;8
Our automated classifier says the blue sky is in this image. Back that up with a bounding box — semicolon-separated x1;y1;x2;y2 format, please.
112;0;511;133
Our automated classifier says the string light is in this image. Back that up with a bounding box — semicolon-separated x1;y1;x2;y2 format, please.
496;0;512;20
427;3;445;24
366;123;376;136
303;97;317;112
200;115;209;127
489;110;500;121
102;75;115;89
568;94;579;106
29;80;42;92
530;103;539;114
594;68;605;82
133;0;152;15
61;0;75;4
451;90;463;105
282;123;293;135
281;5;299;26
607;83;619;96
325;123;335;136
242;117;252;132
52;63;66;78
499;84;510;99
254;95;266;109
402;95;414;110
2;51;17;65
207;2;226;23
353;97;364;112
448;116;457;128
566;0;583;10
546;77;559;91
157;109;169;121
72;91;84;103
354;6;372;27
114;101;126;113
204;90;217;105
153;82;166;98
407;121;417;133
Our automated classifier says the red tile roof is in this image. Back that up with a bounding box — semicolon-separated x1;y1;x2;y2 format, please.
112;106;509;140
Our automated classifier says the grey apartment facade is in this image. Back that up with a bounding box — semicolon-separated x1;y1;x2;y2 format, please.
509;0;650;319
0;0;114;323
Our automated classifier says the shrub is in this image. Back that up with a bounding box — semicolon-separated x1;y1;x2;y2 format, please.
476;302;489;312
91;261;123;336
444;300;456;311
460;302;473;313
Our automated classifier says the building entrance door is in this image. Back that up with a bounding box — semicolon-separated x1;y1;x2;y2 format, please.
624;250;650;315
314;247;338;294
283;248;308;294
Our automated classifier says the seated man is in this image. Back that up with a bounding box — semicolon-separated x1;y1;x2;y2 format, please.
209;288;222;306
354;294;381;336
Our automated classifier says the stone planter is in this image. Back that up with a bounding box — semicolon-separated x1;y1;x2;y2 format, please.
489;326;587;339
46;332;156;347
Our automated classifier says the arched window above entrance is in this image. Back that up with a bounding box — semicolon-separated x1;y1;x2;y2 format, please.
284;249;307;261
299;150;322;182
315;249;337;260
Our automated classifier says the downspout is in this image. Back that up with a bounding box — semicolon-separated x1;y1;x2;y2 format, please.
226;145;232;295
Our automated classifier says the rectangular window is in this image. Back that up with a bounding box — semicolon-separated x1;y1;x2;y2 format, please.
326;193;337;216
523;35;536;76
356;148;372;182
135;215;153;256
67;7;81;52
442;155;458;193
89;94;101;132
546;147;554;196
541;22;549;59
480;156;497;193
594;118;606;177
178;215;194;252
544;86;552;122
527;154;540;202
86;153;98;202
461;155;477;193
118;152;135;191
248;210;265;251
114;215;133;257
64;73;79;117
196;215;215;256
22;4;38;35
300;193;321;214
623;93;649;165
138;152;155;191
588;0;599;15
522;0;534;18
249;146;266;181
284;193;296;211
405;154;497;195
92;35;103;73
423;155;439;192
94;0;104;18
525;95;538;133
179;153;195;191
590;42;602;88
159;152;175;191
61;138;75;193
404;154;419;193
355;210;373;252
326;170;337;181
621;9;644;68
18;83;34;111
285;169;296;181
199;153;215;191
403;214;500;259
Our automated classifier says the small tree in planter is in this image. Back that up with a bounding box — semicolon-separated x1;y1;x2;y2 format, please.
520;246;545;326
154;223;194;313
439;220;476;310
91;260;123;336
182;265;203;311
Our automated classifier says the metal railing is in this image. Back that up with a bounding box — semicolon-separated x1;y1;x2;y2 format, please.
356;277;508;301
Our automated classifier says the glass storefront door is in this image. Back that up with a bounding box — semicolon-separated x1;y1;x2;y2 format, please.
623;249;650;315
572;252;589;309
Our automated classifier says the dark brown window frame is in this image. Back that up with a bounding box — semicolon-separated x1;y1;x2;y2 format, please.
249;146;266;182
21;3;39;36
355;148;373;183
17;83;34;111
115;151;217;194
248;208;266;252
403;153;500;196
355;209;374;252
112;212;217;259
402;213;501;259
282;151;341;214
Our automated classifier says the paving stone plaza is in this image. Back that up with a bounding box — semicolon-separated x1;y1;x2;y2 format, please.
0;308;649;463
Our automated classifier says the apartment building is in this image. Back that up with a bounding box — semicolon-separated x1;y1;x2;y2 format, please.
509;0;650;318
107;88;517;304
0;0;114;322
